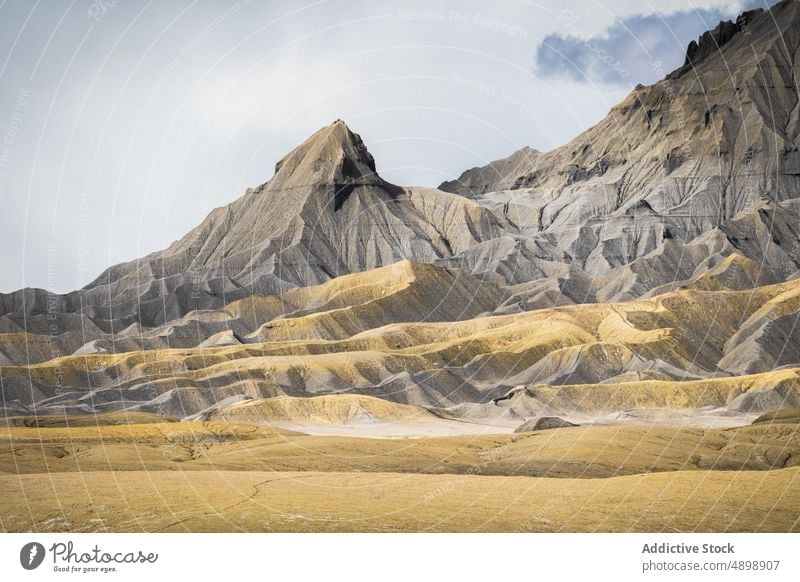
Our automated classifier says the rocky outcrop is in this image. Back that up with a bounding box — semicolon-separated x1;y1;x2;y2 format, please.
514;416;578;432
438;147;542;197
672;9;765;76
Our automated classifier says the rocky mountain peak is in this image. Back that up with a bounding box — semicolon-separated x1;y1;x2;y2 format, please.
669;6;766;78
270;119;382;190
691;11;760;61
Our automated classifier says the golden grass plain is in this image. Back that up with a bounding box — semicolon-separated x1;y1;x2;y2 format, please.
1;410;799;532
3;270;800;533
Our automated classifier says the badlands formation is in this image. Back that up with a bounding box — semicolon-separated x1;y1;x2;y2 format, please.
2;0;800;532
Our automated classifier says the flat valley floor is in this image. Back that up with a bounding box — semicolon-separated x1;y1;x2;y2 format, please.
2;410;799;532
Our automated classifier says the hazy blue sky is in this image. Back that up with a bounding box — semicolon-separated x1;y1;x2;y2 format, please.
0;0;769;292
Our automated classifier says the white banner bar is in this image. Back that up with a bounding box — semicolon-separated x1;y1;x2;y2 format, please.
1;533;798;581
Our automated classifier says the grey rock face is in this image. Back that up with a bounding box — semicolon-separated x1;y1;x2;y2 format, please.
3;1;800;420
0;121;511;328
675;9;763;75
514;416;578;432
6;2;800;331
438;0;800;297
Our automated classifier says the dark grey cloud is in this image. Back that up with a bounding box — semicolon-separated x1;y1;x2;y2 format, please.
535;1;770;86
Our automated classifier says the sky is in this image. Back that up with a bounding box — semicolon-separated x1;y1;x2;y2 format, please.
0;0;770;293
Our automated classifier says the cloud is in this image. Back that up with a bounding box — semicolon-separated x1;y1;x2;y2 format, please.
534;1;771;86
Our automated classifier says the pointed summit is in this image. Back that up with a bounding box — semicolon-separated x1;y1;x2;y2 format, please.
669;6;767;79
669;0;800;80
270;119;383;190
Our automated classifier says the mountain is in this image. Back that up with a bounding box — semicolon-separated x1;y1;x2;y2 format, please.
5;1;800;325
2;0;800;424
3;275;800;418
440;0;800;294
0;120;510;327
0;260;506;365
441;2;800;204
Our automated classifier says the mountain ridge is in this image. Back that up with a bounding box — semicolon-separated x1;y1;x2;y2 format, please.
2;0;800;423
5;1;800;326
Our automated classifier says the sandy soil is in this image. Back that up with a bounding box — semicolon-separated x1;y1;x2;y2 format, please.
2;411;798;532
3;469;798;532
